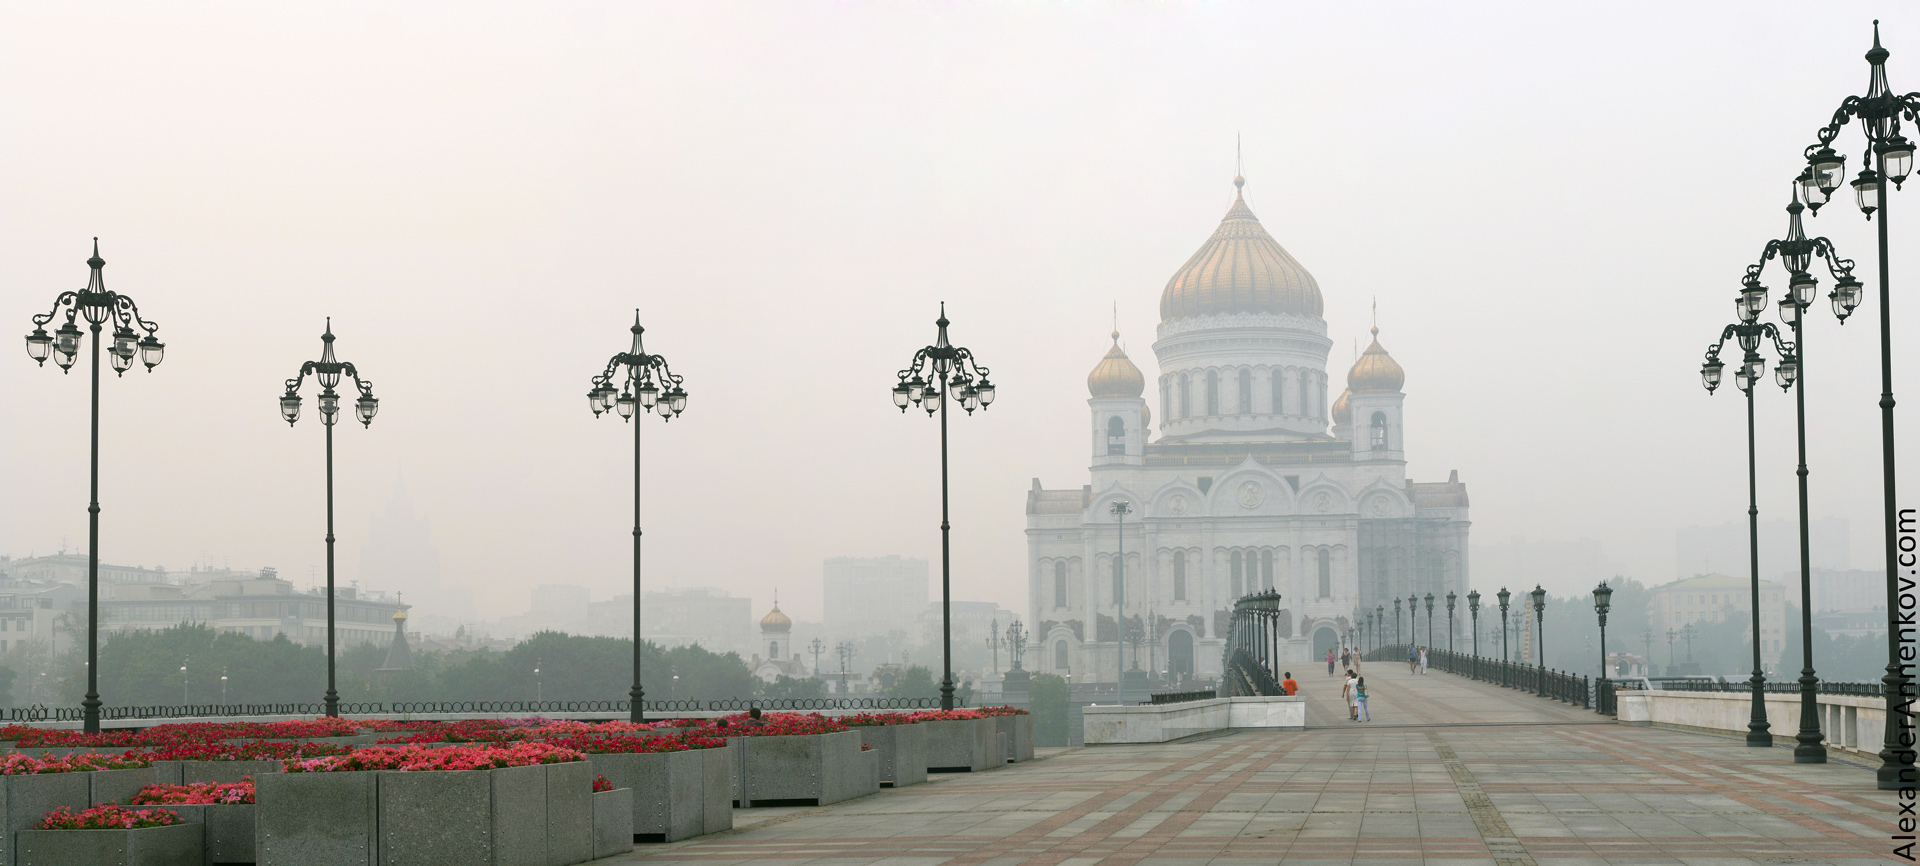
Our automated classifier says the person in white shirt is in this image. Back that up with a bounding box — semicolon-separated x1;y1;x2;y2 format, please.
1418;646;1428;674
1344;672;1360;720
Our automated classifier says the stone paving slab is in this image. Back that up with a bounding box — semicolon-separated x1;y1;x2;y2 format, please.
599;661;1893;865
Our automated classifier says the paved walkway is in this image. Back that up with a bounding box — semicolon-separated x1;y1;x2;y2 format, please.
603;661;1893;865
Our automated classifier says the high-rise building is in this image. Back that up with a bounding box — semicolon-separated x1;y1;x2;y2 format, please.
822;556;929;639
1026;175;1472;685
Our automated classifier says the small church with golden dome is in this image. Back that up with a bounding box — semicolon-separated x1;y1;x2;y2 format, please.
1024;175;1471;685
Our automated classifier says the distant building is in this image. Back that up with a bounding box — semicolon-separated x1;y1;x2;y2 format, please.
1811;568;1885;613
822;556;928;640
11;554;167;587
617;587;752;657
102;568;409;649
1648;573;1788;665
1675;519;1849;582
750;600;805;682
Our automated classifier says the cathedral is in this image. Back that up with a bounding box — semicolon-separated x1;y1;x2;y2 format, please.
1024;175;1471;686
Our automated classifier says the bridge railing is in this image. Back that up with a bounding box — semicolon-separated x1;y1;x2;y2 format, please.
0;696;953;724
1149;689;1219;705
1371;643;1593;712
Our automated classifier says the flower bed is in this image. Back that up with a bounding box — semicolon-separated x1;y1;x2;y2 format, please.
36;804;181;830
540;734;726;754
839;712;918;727
593;774;614;793
284;741;584;773
128;780;254;805
373;718;657;745
0;752;150;774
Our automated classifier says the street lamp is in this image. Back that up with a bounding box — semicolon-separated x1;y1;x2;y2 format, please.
1468;590;1481;663
1375;605;1384;654
180;657;189;705
534;659;543;703
1530;586;1547;697
1445;591;1456;656
1593;582;1612;681
892;303;995;710
281;320;379;718
220;668;228;704
1007;618;1028;672
1393;598;1402;647
985;619;1002;676
1423;593;1434;651
1796;24;1915;784
23;240;165;734
1110;499;1132;704
1667;629;1677;670
1703;312;1794;749
588;312;689;723
1497;588;1511;674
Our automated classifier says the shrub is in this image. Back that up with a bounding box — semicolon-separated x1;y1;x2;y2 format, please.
128;780;255;805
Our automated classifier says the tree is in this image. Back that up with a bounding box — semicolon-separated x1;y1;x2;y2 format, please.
885;665;939;702
756;675;825;700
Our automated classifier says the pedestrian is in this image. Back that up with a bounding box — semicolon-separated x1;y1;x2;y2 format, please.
1407;644;1418;674
1355;676;1370;721
1344;670;1359;720
1340;647;1350;670
1327;649;1336;676
1281;672;1298;696
1418;645;1428;674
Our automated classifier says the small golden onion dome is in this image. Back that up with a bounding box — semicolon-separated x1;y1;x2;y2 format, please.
759;602;792;632
1159;176;1324;323
392;604;407;621
1347;327;1405;393
1087;331;1145;398
1330;388;1352;425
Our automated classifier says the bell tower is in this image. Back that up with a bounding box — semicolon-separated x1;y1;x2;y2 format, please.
1088;330;1147;466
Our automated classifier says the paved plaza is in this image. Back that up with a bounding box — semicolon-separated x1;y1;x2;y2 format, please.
605;660;1895;865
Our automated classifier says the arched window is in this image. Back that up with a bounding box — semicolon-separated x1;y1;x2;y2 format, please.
1370;412;1389;449
1172;551;1187;601
1161;382;1170;426
1053;561;1067;608
1237;369;1252;414
1054;640;1069;670
1106;415;1126;455
1111;555;1125;605
1300;376;1312;419
1178;374;1190;418
770;641;780;658
1317;548;1332;599
1271;370;1285;415
1261;549;1274;590
1205;371;1219;415
1230;550;1244;597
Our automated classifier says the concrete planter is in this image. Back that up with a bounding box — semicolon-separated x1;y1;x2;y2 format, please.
0;773;93;866
590;789;631;860
165;804;253;865
991;715;1034;762
728;730;872;807
89;768;158;807
586;749;717;843
860;748;879;792
17;822;201;866
853;724;926;787
372;769;495;865
254;771;377;866
921;718;997;772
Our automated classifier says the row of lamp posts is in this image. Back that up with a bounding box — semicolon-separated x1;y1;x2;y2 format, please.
1696;23;1912;779
26;255;991;729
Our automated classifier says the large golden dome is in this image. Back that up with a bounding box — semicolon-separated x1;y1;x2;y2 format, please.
1159;177;1324;323
759;601;792;633
1087;331;1145;398
1330;388;1352;425
1347;328;1405;393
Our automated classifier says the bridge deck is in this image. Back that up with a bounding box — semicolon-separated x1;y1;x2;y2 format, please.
611;662;1891;865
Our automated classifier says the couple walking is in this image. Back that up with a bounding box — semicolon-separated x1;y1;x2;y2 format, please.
1328;646;1361;676
1405;645;1428;674
1342;668;1370;721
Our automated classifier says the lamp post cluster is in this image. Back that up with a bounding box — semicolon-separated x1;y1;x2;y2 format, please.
1230;590;1283;689
891;304;995;711
1692;23;1920;771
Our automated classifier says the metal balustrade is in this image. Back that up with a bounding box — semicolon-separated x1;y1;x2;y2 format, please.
0;695;952;723
1148;689;1218;705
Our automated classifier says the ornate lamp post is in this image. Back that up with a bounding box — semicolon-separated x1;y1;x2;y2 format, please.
588;313;688;723
1667;629;1677;670
23;240;165;734
1408;594;1417;648
1796;22;1916;785
1702;310;1795;749
1007;618;1028;671
1375;605;1384;653
1445;591;1457;656
892;304;995;710
1393;598;1402;647
280;321;379;717
1110;499;1132;704
1423;593;1434;650
1530;586;1547;697
1468;590;1482;662
1593;582;1613;680
1498;587;1511;686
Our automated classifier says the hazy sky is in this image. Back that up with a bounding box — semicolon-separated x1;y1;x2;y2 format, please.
2;2;1913;624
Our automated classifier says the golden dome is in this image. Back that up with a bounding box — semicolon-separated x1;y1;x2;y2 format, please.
1330;388;1352;425
1159;177;1324;323
1087;331;1145;398
1140;402;1151;430
1347;328;1405;393
759;601;792;633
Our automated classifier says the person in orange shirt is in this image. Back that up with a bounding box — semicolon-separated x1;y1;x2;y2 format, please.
1280;672;1298;696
